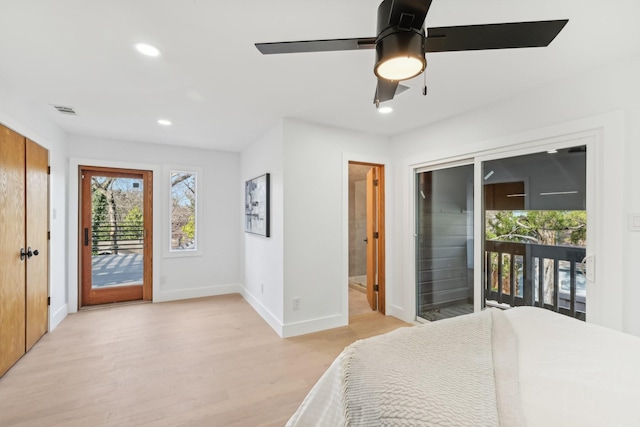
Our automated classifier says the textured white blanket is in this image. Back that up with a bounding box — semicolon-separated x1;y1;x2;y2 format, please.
340;309;520;426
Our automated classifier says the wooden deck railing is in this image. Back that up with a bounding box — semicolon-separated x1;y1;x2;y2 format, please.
485;240;586;320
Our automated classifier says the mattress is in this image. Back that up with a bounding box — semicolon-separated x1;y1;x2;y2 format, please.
286;307;640;426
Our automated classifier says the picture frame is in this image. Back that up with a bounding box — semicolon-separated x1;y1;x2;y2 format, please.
245;173;270;237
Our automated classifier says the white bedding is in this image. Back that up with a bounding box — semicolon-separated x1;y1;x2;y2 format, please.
286;307;640;427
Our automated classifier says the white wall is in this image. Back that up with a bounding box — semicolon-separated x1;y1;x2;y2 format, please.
0;77;68;330
241;119;393;337
623;107;640;335
281;119;391;337
390;53;640;334
240;121;285;334
66;135;241;310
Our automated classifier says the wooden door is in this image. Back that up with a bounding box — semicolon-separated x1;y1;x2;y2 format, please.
80;167;153;306
0;125;26;376
366;168;377;311
25;139;49;350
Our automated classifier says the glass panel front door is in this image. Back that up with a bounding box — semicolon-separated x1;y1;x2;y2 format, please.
91;176;144;288
80;167;151;306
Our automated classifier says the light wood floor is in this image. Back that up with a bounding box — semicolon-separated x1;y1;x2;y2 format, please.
0;294;408;427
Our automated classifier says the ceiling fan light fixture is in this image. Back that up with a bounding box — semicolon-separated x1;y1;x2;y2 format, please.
375;55;425;81
374;30;426;81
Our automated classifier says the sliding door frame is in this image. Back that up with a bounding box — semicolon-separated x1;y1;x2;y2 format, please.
414;159;475;321
408;130;598;322
473;132;596;317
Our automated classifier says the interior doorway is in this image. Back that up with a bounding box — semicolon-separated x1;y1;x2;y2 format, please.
79;166;153;307
348;162;385;318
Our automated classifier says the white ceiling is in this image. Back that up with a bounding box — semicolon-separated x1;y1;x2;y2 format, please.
1;0;639;152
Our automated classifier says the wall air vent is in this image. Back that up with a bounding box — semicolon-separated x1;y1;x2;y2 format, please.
53;105;76;115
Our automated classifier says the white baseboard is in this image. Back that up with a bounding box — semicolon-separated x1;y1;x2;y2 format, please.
154;283;242;303
238;288;348;338
240;288;284;337
50;303;68;331
385;303;408;322
282;313;347;338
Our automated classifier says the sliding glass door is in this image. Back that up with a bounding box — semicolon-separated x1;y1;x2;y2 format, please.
414;142;589;322
482;145;587;319
415;163;474;321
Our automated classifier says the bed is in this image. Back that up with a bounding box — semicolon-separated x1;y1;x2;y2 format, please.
286;307;640;426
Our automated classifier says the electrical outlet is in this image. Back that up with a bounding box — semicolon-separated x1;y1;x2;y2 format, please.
585;255;595;282
293;297;301;311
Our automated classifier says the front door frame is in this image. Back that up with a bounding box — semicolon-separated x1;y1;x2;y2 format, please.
68;158;160;313
79;166;153;307
78;165;153;307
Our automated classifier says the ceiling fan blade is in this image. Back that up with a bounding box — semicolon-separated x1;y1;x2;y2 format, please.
373;80;410;104
396;83;410;96
256;37;376;54
425;20;568;52
380;0;433;31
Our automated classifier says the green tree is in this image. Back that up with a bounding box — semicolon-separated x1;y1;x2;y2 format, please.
91;191;108;254
486;210;586;246
123;206;144;240
171;172;196;249
182;214;195;240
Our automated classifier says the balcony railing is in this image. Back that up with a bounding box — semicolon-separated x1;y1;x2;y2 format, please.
92;221;144;255
485;240;586;320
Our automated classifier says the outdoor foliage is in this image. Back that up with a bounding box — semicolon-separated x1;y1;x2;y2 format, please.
122;206;144;240
486;210;587;301
170;172;196;250
486;210;586;246
91;177;144;254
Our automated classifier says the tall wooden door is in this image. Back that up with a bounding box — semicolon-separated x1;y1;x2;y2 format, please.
80;167;153;306
25;139;49;351
365;166;386;314
0;125;27;377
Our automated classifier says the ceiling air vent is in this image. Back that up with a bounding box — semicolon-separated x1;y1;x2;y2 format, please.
53;105;76;115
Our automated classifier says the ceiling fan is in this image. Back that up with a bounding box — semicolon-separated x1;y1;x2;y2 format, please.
255;0;568;106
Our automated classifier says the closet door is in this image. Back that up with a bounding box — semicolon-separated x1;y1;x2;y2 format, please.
0;125;26;377
25;138;49;351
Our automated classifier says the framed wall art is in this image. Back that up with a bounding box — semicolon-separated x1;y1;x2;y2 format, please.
245;173;270;237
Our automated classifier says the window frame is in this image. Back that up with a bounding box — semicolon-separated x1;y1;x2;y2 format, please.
164;166;202;258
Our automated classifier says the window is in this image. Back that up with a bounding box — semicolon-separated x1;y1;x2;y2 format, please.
170;170;197;252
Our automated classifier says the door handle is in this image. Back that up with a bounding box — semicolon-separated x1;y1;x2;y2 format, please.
84;228;89;246
26;247;33;258
20;248;27;261
33;249;40;256
364;237;368;243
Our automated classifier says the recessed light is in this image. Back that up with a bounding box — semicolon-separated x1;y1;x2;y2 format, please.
157;119;172;126
378;106;393;114
134;42;161;57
